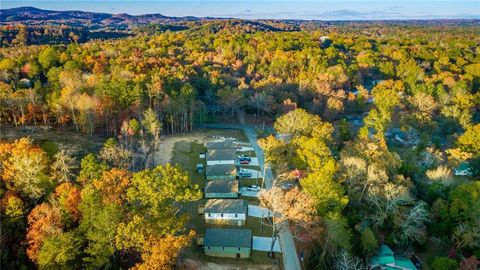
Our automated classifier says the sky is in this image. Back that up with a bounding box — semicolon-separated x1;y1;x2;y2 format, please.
1;0;480;20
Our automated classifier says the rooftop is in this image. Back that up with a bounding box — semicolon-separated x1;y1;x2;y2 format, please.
206;164;237;176
207;149;237;161
205;199;247;214
204;228;252;248
456;162;471;171
205;180;239;194
206;140;235;149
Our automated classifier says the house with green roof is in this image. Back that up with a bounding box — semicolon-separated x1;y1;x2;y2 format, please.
370;245;417;270
454;162;473;176
204;199;247;226
204;180;239;198
203;228;252;258
205;163;237;180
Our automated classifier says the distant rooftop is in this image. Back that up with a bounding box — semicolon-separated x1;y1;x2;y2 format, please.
206;140;235;149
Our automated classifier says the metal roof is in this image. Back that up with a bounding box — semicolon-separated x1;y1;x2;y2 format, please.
456;162;470;171
207;140;235;149
207;149;237;161
206;164;237;176
205;199;247;214
205;180;239;194
394;257;418;270
204;228;252;248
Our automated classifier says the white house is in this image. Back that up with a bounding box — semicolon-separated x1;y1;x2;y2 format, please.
204;199;247;226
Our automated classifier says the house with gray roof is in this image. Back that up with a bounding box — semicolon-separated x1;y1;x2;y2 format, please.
204;228;252;258
204;199;247;226
204;180;239;198
206;163;237;180
206;149;237;166
206;139;235;150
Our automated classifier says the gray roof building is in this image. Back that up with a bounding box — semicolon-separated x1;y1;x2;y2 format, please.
206;164;237;177
204;228;252;248
205;180;239;194
205;199;247;214
207;140;235;150
207;149;237;161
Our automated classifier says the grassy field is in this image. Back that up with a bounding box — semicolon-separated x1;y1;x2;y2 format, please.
172;131;279;266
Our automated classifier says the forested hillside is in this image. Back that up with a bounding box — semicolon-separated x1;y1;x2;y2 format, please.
1;20;479;270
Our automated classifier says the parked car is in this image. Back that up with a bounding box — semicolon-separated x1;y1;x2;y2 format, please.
280;182;295;190
239;155;251;162
245;185;260;191
239;169;252;178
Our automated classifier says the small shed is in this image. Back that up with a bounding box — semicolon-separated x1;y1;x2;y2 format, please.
206;149;237;165
370;245;417;270
205;180;239;198
206;164;237;180
205;199;247;226
196;163;204;173
18;78;32;88
204;228;252;259
207;140;235;150
454;162;472;176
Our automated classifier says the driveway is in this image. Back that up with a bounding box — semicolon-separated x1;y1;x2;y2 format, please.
238;157;259;167
236;146;254;152
248;204;273;218
204;124;301;270
238;168;262;179
252;236;281;253
239;188;259;197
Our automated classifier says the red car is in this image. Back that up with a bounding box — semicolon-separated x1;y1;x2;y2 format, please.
240;160;250;164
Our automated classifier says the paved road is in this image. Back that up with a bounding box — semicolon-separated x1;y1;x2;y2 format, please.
204;123;302;270
252;236;281;252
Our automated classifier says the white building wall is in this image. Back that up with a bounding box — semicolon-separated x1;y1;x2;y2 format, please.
205;213;246;221
206;160;236;166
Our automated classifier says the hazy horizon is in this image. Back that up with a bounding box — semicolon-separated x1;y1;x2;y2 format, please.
2;0;479;20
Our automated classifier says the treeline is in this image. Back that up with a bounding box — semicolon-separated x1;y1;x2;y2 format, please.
0;24;131;47
0;23;478;136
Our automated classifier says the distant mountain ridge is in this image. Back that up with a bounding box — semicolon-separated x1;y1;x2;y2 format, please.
1;6;479;30
0;6;202;28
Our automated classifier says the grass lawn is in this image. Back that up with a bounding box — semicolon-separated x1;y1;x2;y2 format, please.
173;136;279;266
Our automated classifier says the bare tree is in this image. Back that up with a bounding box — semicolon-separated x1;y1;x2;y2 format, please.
259;187;317;256
334;249;366;270
51;150;76;183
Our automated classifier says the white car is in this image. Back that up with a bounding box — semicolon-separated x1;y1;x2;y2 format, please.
246;185;261;192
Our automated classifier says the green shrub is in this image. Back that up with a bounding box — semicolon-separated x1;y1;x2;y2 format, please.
40;141;59;158
431;257;458;270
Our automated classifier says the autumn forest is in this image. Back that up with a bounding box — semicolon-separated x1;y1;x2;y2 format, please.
0;13;479;270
